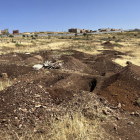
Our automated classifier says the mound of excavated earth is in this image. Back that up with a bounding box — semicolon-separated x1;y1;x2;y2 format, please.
98;64;140;111
0;50;140;140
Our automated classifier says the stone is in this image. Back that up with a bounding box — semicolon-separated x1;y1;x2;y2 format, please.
117;103;121;109
128;121;134;125
102;110;108;115
35;104;42;108
25;52;30;55
33;64;43;70
22;109;27;113
126;61;132;65
1;73;8;79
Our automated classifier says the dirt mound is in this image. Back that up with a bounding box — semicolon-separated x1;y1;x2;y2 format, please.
0;64;34;79
0;81;54;129
98;64;140;111
90;57;122;75
101;41;114;49
61;56;93;73
54;74;97;92
24;57;43;65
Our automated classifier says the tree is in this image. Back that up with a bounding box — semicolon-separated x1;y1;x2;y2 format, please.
83;33;87;37
9;35;14;37
35;34;38;37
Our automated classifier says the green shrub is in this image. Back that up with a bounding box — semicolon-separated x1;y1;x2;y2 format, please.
32;37;36;39
83;33;87;37
113;36;116;39
48;35;51;39
22;35;25;37
35;34;38;37
15;43;24;47
9;35;14;37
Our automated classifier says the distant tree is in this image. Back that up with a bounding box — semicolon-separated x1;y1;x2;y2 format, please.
9;35;14;37
31;35;34;37
35;34;38;37
75;33;77;37
83;33;87;37
22;35;25;37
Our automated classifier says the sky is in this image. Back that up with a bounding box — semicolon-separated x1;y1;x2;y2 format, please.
0;0;140;33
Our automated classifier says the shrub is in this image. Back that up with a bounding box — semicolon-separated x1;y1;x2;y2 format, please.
9;35;14;37
113;36;116;39
83;33;87;37
35;34;38;37
22;35;25;37
32;37;36;39
48;35;51;39
15;43;24;47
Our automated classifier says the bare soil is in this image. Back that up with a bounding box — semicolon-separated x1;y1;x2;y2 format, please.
0;49;140;139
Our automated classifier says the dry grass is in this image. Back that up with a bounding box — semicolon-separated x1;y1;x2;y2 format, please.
0;79;13;91
1;112;111;140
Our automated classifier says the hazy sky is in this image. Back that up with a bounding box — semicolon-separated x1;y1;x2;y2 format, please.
0;0;139;33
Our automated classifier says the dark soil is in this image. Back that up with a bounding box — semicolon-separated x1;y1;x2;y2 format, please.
0;49;140;139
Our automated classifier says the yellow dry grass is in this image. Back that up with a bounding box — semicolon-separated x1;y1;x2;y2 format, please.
1;112;111;140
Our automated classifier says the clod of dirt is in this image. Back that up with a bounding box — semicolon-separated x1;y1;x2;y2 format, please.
101;41;114;49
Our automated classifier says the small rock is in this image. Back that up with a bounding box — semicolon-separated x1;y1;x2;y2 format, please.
130;112;135;115
126;61;132;65
35;104;42;108
117;103;121;109
114;52;118;55
128;121;134;125
19;124;22;128
113;123;117;130
22;109;27;113
1;73;8;79
25;52;30;55
102;110;108;115
33;64;43;70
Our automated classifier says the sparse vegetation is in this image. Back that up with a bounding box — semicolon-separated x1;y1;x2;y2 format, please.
9;35;14;37
15;43;24;47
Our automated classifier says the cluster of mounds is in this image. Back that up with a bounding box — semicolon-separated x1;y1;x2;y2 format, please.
0;49;140;139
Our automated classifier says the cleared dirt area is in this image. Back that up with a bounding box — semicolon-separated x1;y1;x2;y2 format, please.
0;32;140;139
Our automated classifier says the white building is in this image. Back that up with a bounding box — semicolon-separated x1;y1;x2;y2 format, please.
0;29;1;34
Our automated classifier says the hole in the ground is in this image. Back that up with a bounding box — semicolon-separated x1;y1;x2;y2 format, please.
90;78;97;92
101;73;106;76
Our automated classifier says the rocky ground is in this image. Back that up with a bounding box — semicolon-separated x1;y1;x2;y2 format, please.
0;44;140;139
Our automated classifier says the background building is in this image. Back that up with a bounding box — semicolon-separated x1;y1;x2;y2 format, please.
68;28;92;33
13;30;19;34
1;29;9;34
0;29;1;34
